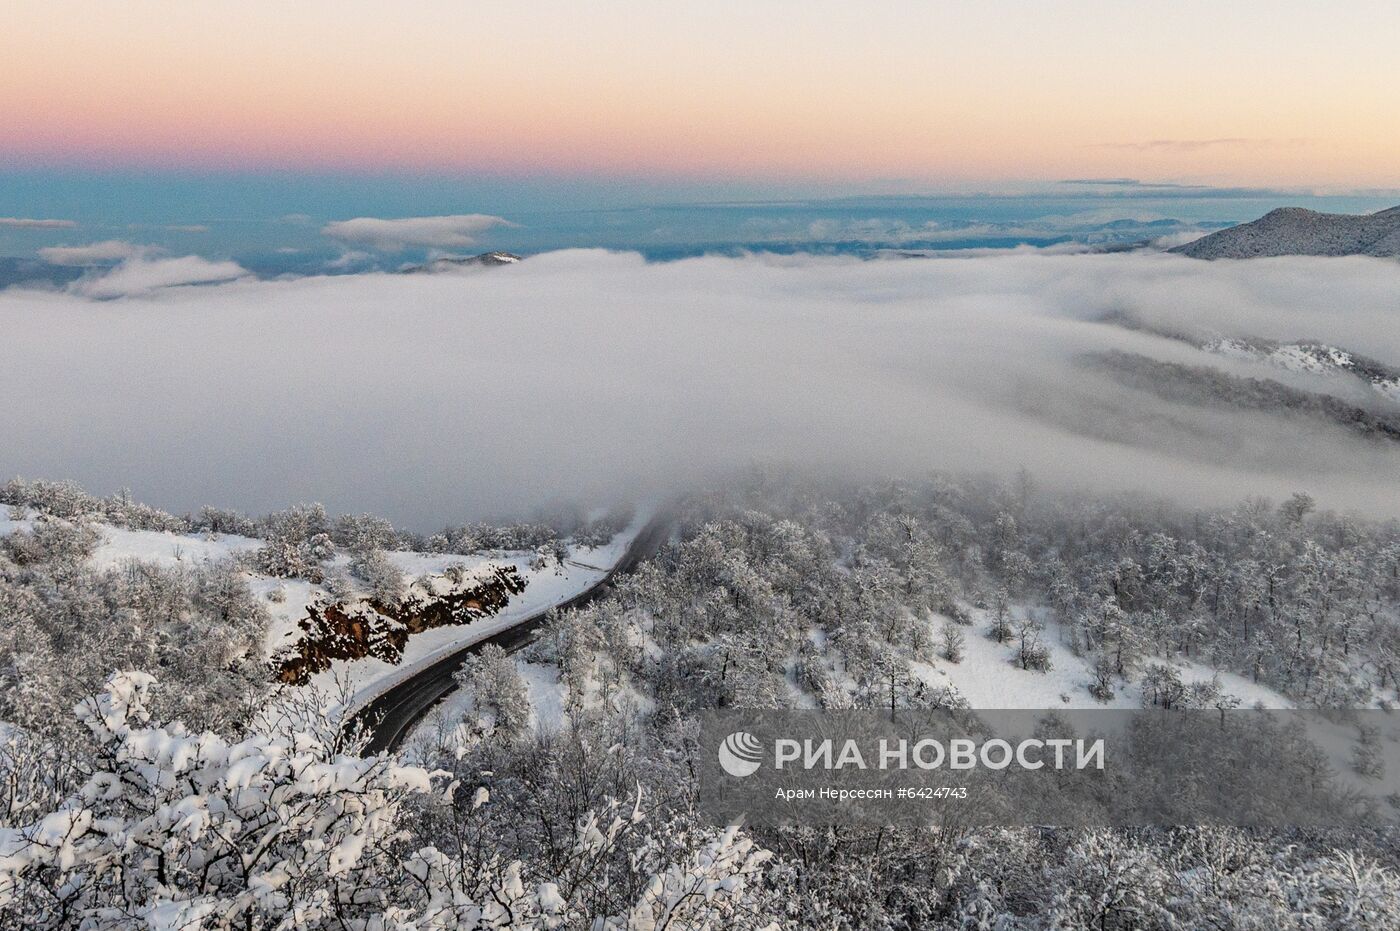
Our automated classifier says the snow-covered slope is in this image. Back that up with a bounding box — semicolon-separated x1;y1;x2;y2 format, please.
1204;337;1400;405
1172;205;1400;259
917;607;1291;711
1099;309;1400;408
0;509;642;715
0;511;264;567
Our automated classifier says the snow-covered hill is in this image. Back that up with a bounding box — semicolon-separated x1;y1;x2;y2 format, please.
1172;205;1400;259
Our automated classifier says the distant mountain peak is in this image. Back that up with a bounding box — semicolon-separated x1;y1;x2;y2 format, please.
402;251;523;274
1171;204;1400;259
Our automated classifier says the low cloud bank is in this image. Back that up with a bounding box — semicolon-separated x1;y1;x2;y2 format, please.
39;240;150;265
321;214;512;251
29;240;250;298
72;255;249;299
2;250;1398;527
0;217;76;229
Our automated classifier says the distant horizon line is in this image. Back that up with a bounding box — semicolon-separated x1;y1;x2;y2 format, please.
2;163;1398;199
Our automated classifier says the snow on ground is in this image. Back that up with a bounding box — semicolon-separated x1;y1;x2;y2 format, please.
1171;658;1292;710
420;658;570;749
1301;711;1400;802
1204;338;1400;407
0;510;31;537
0;512;326;669
915;607;1400;806
90;525;263;570
917;605;1292;710
404;641;669;752
1;509;265;568
518;661;568;732
80;524;341;679
0;511;1298;721
918;611;1134;710
400;658;571;761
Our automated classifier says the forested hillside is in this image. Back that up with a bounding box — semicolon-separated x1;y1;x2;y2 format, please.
4;474;1397;928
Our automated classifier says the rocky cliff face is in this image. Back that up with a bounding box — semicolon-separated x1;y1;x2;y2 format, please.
272;564;527;684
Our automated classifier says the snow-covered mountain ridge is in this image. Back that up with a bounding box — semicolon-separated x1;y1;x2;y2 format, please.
1172;205;1400;259
1203;337;1400;405
1099;309;1400;409
403;251;522;274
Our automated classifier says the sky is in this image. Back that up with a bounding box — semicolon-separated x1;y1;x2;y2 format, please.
3;1;1398;270
4;1;1400;190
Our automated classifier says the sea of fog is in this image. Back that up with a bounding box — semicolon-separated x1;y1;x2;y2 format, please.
3;249;1399;529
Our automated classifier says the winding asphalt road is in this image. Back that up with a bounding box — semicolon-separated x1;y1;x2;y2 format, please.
352;513;672;755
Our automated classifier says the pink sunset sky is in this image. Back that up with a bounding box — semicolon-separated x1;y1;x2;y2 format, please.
3;0;1398;190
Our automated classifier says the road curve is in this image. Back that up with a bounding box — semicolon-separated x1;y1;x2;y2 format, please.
352;513;672;755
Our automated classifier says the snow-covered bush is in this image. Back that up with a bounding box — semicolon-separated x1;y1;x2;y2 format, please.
426;521;562;556
1140;664;1235;712
249;532;336;582
195;505;258;538
333;512;398;553
0;544;268;735
314;568;351;605
1;478;188;533
0;672;437;927
529;538;570;574
1089;654;1117;702
0;478;92;520
0;674;778;930
1354;724;1385;780
941;623;966;663
988;591;1015;644
349;547;406;604
1015;616;1052;673
571;507;633;550
0;515;100;566
1046;830;1178;930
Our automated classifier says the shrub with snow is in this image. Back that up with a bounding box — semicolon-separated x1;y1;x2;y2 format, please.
0;673;778;930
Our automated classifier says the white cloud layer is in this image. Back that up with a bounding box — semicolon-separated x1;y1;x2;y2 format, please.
2;250;1398;527
1150;230;1210;249
73;255;250;299
0;217;76;229
38;240;150;265
321;214;512;251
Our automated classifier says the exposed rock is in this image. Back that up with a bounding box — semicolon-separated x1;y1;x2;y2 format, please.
272;563;527;684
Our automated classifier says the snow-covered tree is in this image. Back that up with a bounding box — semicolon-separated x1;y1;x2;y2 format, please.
457;644;533;741
940;622;966;664
350;546;407;604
